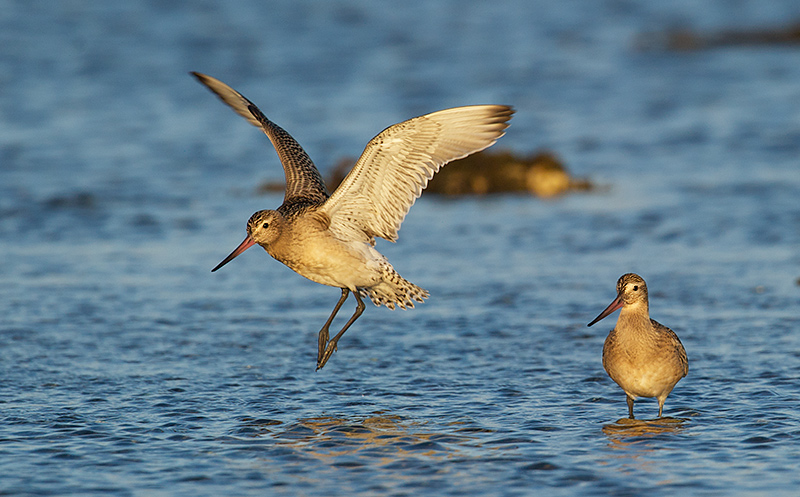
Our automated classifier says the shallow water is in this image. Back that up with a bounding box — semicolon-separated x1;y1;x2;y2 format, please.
2;1;800;495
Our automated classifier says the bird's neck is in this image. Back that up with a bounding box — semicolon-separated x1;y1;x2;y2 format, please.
616;302;652;336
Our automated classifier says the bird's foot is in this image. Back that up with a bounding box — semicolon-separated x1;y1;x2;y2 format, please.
316;340;338;371
317;329;330;366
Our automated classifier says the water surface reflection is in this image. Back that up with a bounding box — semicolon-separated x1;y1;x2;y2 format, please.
242;412;474;461
603;417;687;439
601;417;689;475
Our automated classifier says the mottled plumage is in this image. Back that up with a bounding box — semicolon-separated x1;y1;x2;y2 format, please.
193;72;513;370
588;273;688;418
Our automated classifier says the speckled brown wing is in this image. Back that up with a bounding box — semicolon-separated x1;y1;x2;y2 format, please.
652;319;689;377
191;72;329;208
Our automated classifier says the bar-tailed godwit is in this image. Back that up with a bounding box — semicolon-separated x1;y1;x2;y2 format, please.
193;72;513;370
588;273;688;418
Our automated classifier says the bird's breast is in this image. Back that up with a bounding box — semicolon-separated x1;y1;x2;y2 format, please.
603;328;686;398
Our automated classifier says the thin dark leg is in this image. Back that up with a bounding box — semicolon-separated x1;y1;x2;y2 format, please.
626;395;635;419
317;289;350;366
316;291;366;371
657;398;665;418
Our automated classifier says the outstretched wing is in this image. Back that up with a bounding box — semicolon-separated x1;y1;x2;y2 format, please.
192;72;328;207
320;105;513;243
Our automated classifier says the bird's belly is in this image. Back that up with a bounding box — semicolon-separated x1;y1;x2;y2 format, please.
273;237;382;290
609;366;679;399
604;347;683;399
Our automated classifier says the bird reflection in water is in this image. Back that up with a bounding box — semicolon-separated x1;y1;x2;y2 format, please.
600;417;689;475
603;417;687;440
239;412;473;460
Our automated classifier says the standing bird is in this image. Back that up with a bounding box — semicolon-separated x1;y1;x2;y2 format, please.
588;273;688;419
192;72;513;370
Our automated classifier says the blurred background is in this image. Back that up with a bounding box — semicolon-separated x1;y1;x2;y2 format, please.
1;1;799;496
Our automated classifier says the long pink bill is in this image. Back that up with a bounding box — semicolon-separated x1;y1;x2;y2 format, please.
212;236;257;272
587;294;624;327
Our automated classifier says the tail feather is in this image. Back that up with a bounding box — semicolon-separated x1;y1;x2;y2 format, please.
359;267;429;310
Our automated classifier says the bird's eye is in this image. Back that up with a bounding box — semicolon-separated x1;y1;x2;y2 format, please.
633;285;639;291
262;222;269;229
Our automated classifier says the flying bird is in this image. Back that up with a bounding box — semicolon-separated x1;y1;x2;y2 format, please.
193;72;513;370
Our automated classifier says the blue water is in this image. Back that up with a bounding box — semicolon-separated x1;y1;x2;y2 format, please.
2;1;800;495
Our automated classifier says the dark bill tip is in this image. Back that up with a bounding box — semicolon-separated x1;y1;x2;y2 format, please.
211;236;256;272
587;295;624;327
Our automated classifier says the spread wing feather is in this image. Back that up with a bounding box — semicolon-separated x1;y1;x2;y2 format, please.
192;72;328;207
321;105;514;243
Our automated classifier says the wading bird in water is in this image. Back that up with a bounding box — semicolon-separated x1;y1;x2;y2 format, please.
588;273;688;419
192;72;513;370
